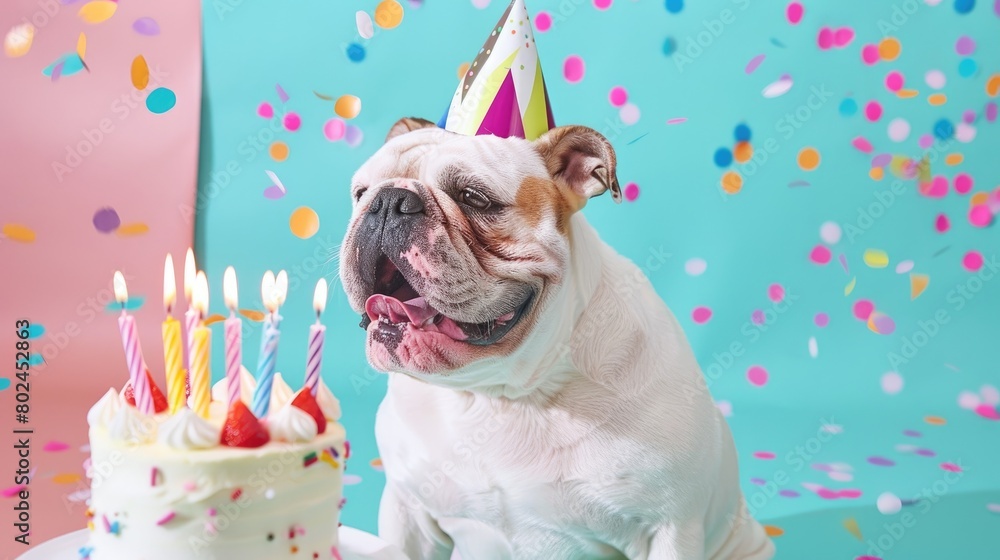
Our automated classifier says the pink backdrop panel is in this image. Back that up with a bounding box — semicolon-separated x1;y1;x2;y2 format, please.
0;0;201;552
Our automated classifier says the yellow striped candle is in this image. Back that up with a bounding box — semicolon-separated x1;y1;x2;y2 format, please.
162;255;186;414
191;271;212;419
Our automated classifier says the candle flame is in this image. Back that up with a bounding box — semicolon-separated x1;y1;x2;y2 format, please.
163;254;177;313
261;271;277;313
313;279;328;315
113;271;128;304
183;248;196;301
223;266;239;311
275;270;288;306
194;271;210;316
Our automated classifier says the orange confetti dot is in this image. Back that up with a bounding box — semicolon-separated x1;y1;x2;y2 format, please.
203;314;225;326
370;457;384;470
269;141;289;162
78;0;117;24
910;273;929;300
925;415;946;425
721;171;743;194
4;23;35;58
987;74;1000;97
797;147;820;171
238;309;265;322
869;167;884;181
971;192;989;206
733;141;753;163
290;207;320;239
764;525;784;537
131;55;149;90
76;32;87;59
335;95;362;119
2;223;36;243
374;0;404;29
843;517;863;541
944;153;963;166
52;473;82;484
878;37;901;61
116;223;149;237
457;62;470;79
896;89;919;99
927;93;947;106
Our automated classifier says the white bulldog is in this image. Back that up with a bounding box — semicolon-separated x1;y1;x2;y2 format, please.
339;118;775;560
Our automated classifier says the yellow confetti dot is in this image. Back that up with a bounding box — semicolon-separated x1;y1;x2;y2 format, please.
374;0;404;29
2;223;36;243
863;249;889;268
78;0;117;24
335;95;362;119
944;153;964;166
734;141;753;163
971;192;989;206
869;167;884;181
843;517;863;541
987;74;1000;97
844;277;856;296
896;89;919;99
457;62;470;79
910;273;929;300
116;223;149;237
52;473;82;485
76;32;87;59
797;147;820;171
721;171;743;194
4;23;34;58
290;207;320;239
927;93;947;106
925;415;946;425
131;55;149;90
878;37;901;61
269;141;289;162
763;525;784;537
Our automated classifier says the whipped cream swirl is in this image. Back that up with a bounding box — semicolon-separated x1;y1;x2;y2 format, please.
267;403;318;443
316;381;342;421
87;388;121;428
269;372;294;412
108;405;156;445
158;408;219;450
211;365;257;405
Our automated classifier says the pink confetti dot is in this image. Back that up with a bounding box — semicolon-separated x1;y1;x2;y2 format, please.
852;136;874;153
745;54;766;74
956;35;976;55
817;27;833;49
853;299;874;320
534;11;552;32
867;456;895;466
987;102;998;122
786;2;803;24
975;404;1000;420
922;175;948;198
608;86;628;107
747;365;769;387
753;451;777;460
861;44;880;65
963;109;977;123
865;101;883;122
868;312;895;335
751;309;765;325
593;0;612;9
563;55;586;83
833;27;854;47
969;205;993;227
324;118;347;141
43;441;69;452
918;134;934;149
283;112;301;132
810;245;831;264
954;173;973;194
692;306;712;324
623;182;640;202
884;70;904;92
940;462;962;473
962;251;984;272
257;102;273;119
767;283;784;302
935;213;950;233
815;312;829;327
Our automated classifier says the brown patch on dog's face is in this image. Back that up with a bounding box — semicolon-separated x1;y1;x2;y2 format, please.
514;176;576;235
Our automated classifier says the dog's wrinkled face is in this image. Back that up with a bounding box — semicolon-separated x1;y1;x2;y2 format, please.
340;118;619;376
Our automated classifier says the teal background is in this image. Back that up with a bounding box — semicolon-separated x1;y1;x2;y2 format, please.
199;0;1000;557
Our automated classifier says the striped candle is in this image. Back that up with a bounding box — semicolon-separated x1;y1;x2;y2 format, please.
251;313;281;417
162;255;186;414
304;279;328;396
191;271;212;418
113;272;153;415
222;267;242;409
182;248;198;390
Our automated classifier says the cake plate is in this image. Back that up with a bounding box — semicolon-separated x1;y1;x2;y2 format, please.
16;526;409;560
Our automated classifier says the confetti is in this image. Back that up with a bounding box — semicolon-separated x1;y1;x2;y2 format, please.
93;207;121;233
721;171;743;194
374;0;404;29
762;75;793;98
843;517;863;541
4;23;34;58
877;492;902;514
324;118;347;141
43;441;70;452
335;95;362;119
146;88;176;114
880;372;903;394
356;11;375;39
623;182;639;202
747;365;768;387
863;249;889;268
290;207;320;239
563;55;585;83
269;141;289;162
797;147;820;171
133;17;160;36
685;258;707;276
910;273;929;299
691;307;712;324
78;1;117;24
745;54;765;74
116;223;150;237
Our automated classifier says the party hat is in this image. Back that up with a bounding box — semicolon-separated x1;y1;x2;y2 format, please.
440;0;556;141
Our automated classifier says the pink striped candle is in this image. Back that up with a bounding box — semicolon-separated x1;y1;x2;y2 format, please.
304;279;328;396
113;271;153;414
222;267;242;409
182;249;198;394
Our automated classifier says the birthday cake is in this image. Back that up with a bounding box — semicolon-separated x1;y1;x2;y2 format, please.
83;261;347;560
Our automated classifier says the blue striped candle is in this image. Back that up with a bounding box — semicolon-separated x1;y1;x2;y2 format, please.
251;312;281;418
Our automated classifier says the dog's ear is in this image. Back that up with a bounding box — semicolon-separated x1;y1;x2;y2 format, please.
385;117;438;143
534;126;621;205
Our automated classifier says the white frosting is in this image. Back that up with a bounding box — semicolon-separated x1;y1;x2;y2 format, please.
267;403;318;443
269;372;295;412
210;364;257;405
107;405;156;445
317;381;342;421
87;388;121;428
157;408;219;450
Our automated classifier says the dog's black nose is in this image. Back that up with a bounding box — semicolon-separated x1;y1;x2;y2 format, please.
369;188;424;217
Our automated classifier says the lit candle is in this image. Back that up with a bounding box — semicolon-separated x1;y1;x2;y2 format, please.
182;248;199;395
161;255;186;414
250;271;285;418
304;279;327;396
113;271;153;415
223;267;242;410
190;271;212;418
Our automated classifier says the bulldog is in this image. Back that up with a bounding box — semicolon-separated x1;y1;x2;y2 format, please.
339;117;775;560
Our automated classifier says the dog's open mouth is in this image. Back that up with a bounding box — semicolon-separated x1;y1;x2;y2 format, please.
360;255;531;346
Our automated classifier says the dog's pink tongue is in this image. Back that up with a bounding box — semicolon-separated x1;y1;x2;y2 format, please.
365;295;438;325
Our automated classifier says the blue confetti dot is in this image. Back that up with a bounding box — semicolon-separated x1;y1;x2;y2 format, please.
26;324;45;339
42;53;85;78
714;147;733;168
0;378;9;391
662;37;677;56
958;58;977;77
954;0;975;14
665;0;683;14
105;296;146;312
734;123;751;142
933;118;955;140
27;354;44;366
347;43;366;62
145;87;176;114
839;98;858;117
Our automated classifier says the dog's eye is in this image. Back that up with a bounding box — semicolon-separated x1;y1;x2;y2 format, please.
353;187;367;202
459;188;491;210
